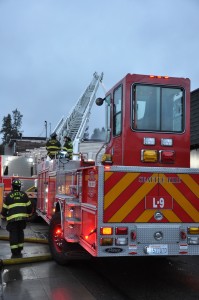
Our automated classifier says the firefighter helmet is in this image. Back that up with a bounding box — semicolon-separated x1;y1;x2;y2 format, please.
51;132;57;139
64;136;71;141
12;179;21;190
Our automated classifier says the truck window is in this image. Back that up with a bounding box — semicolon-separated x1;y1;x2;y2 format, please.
105;94;111;142
113;85;122;136
132;84;184;132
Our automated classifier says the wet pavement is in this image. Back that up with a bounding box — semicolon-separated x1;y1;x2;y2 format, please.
0;220;95;300
2;220;199;299
0;219;50;262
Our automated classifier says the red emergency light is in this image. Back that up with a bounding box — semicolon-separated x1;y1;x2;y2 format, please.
160;150;175;164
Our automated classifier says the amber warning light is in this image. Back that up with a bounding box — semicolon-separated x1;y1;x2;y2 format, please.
149;75;169;79
100;227;113;235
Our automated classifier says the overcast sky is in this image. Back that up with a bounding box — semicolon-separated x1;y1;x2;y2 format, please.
0;0;199;139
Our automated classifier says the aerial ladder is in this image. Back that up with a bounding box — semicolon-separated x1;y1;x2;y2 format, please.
53;72;104;155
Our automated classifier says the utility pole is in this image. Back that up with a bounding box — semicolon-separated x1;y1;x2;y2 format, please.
45;121;47;141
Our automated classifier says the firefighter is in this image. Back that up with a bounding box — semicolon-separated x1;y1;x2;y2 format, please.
0;179;33;257
62;136;73;159
46;132;61;159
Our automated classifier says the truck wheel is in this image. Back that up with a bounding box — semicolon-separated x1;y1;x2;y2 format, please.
49;212;79;265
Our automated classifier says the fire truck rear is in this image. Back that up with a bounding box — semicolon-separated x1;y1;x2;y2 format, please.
36;73;199;265
0;155;37;219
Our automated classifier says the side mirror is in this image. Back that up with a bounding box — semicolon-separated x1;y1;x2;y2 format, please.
95;97;105;106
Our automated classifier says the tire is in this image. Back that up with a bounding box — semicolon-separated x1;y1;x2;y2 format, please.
49;212;84;265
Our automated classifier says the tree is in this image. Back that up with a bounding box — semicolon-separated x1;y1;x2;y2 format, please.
91;127;106;140
12;109;23;139
0;109;23;144
0;114;12;144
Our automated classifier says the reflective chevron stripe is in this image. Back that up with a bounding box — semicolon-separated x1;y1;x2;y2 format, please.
104;171;199;223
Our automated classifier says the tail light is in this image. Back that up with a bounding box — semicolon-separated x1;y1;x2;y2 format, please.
115;237;128;246
187;227;199;234
100;238;113;246
186;227;199;245
180;230;187;240
100;227;113;235
160;150;175;164
55;228;62;236
115;227;128;235
141;150;158;163
131;231;137;241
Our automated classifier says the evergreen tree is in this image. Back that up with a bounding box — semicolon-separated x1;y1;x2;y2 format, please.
0;114;12;144
91;127;106;140
12;109;23;139
0;109;23;144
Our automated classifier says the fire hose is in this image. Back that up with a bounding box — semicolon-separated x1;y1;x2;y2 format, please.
0;235;52;267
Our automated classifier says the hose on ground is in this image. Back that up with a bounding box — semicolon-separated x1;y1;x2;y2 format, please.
0;235;48;244
0;253;52;267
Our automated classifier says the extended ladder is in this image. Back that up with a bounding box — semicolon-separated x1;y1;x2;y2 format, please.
53;72;103;149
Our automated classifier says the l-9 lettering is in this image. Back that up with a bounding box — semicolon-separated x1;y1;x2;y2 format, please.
153;197;165;208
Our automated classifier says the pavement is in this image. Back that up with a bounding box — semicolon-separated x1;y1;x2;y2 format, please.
0;219;50;262
0;219;96;300
0;219;51;300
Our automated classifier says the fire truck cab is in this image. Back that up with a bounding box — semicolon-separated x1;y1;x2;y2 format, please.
36;73;199;265
99;73;190;167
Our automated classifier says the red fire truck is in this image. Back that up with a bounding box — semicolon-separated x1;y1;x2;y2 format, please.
0;155;37;209
35;73;199;265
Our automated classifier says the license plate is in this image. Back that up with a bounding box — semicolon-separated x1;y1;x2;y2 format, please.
146;244;168;255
